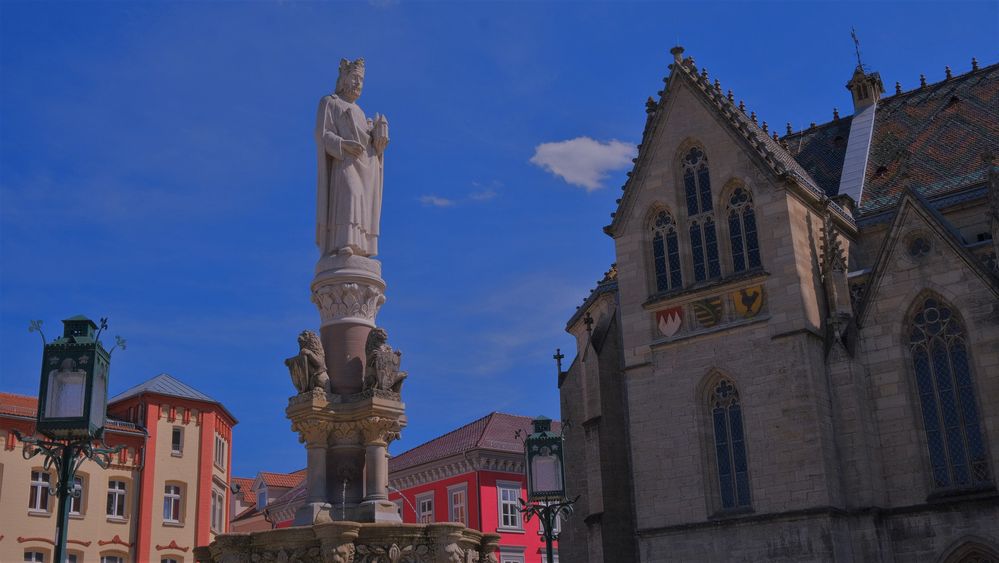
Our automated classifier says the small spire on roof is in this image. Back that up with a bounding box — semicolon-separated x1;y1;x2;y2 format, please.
761;121;768;133
646;96;656;113
786;122;793;135
686;57;696;71
739;100;746;112
810;122;817;129
670;45;685;63
972;57;979;71
750;111;757;124
895;81;902;94
945;66;952;80
772;131;779;141
714;79;721;92
727;89;734;102
833;107;839;120
701;68;709;81
920;74;927;88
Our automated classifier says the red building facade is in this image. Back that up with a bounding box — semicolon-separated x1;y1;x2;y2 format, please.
388;413;561;563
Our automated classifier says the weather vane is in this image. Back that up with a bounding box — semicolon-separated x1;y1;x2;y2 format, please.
851;27;864;70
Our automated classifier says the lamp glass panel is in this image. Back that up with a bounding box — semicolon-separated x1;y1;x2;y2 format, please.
89;357;109;430
45;357;87;418
530;446;563;494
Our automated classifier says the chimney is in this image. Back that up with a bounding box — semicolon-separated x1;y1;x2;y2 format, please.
838;65;885;205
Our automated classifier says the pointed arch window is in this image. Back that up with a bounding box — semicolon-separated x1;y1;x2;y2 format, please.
727;187;761;272
651;209;682;292
711;379;751;510
909;296;990;489
683;147;720;281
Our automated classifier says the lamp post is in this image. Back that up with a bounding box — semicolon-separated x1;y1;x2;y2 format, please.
16;316;124;563
519;416;575;563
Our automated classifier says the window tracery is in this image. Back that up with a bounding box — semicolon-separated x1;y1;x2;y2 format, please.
651;209;682;292
909;296;991;489
711;379;751;510
683;147;720;281
727;187;761;272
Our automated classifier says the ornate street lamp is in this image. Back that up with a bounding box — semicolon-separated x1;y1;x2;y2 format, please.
519;415;575;563
17;316;125;563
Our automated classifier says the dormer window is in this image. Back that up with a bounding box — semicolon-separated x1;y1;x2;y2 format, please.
257;487;267;508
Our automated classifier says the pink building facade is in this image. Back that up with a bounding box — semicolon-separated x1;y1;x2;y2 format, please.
388;413;561;563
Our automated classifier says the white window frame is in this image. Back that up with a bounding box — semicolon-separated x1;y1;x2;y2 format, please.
101;555;125;563
29;470;50;512
69;475;84;515
447;484;467;525
171;426;184;456
211;486;225;532
24;551;45;563
162;559;180;563
496;480;522;531
163;484;182;522
498;546;525;563
107;479;127;518
214;434;227;469
416;492;434;523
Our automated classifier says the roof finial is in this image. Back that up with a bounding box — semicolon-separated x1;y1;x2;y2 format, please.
750;111;757;124
714;79;721;92
945;66;952;80
762;121;768;133
727;89;734;102
833;107;840;120
772;131;779;141
739;100;746;112
895;81;902;95
972;57;979;71
920;74;927;88
670;45;685;63
851;27;864;70
701;68;708;81
786;122;793;135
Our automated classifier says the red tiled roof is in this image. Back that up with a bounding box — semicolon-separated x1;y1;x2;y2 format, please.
232;477;256;498
258;470;305;489
389;412;561;473
0;392;145;434
784;61;999;213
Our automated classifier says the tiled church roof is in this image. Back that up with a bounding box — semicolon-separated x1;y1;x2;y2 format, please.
784;61;999;213
389;412;561;473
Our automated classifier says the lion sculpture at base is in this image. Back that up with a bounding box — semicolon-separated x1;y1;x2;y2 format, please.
285;330;330;394
363;327;407;395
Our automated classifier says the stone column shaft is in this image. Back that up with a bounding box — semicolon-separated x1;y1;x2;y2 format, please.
363;442;388;501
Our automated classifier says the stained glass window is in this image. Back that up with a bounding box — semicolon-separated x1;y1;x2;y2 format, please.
910;297;990;489
711;379;751;510
727;187;761;272
652;210;682;292
683;147;719;281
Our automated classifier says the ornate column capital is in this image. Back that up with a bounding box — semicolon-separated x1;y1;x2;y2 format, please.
360;416;403;446
312;281;386;328
291;419;333;446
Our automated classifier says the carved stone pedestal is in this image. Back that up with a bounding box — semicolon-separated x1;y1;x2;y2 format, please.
287;387;406;525
193;522;501;563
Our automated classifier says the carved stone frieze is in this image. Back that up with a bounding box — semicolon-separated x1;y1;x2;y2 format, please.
444;543;480;563
330;422;360;445
312;282;386;327
251;547;321;563
354;543;430;563
292;419;333;446
321;543;355;563
289;387;333;408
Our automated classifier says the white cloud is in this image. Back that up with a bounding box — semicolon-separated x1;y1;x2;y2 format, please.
469;180;501;202
530;137;636;191
419;195;456;207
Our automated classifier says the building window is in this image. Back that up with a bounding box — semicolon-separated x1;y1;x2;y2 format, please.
67;553;79;563
162;559;180;563
711;379;751;510
211;487;225;532
29;470;50;512
498;546;526;563
651;209;682;292
727;187;761;272
393;498;404;519
448;485;467;525
100;555;125;563
24;552;45;563
171;427;183;455
536;502;561;535
683;147;720;282
497;481;522;530
416;493;434;523
909;296;991;488
214;434;227;469
163;484;182;522
257;487;267;508
107;479;127;518
69;475;83;515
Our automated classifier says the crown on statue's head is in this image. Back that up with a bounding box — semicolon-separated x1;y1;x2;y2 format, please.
339;58;365;77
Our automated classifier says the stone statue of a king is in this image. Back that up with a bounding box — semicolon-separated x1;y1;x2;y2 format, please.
315;58;389;258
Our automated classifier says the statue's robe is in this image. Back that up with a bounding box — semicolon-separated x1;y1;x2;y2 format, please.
315;94;383;257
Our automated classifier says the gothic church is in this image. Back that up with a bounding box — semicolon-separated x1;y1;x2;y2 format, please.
558;47;999;562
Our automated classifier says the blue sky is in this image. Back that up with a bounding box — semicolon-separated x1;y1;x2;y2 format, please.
1;1;995;478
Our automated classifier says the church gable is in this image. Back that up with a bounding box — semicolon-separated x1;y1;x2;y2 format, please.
857;190;999;330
